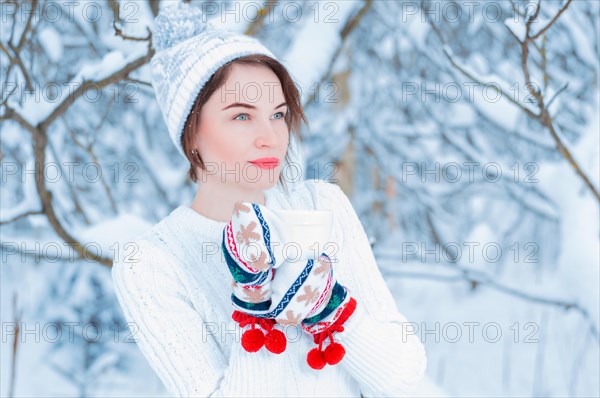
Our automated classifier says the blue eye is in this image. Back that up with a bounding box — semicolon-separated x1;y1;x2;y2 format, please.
233;112;287;121
234;113;249;121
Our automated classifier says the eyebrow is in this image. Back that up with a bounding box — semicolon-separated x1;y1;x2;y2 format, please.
221;102;288;111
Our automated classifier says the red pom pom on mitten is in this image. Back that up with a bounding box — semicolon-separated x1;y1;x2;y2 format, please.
323;342;346;365
307;347;327;370
241;328;265;352
232;311;288;354
265;327;287;354
305;297;357;370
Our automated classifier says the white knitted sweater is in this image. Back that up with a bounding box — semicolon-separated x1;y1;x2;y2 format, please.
111;179;427;397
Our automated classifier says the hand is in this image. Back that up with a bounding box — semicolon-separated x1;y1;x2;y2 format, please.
222;200;357;367
223;200;325;324
271;250;358;370
232;201;356;370
222;201;288;354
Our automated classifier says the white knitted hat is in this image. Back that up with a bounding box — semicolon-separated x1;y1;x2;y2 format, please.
149;1;277;157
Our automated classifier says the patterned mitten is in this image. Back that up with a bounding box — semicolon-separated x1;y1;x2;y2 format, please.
222;201;289;354
282;252;357;370
222;201;356;366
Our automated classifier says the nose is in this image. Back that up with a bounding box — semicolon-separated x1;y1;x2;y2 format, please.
255;117;278;147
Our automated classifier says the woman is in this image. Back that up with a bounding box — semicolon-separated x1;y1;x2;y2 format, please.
111;2;427;397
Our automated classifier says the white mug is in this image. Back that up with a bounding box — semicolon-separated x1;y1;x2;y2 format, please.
271;209;333;261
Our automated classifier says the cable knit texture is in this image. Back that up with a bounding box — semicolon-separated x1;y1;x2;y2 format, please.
111;179;427;397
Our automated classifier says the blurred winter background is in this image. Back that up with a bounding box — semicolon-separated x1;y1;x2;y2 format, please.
1;0;598;396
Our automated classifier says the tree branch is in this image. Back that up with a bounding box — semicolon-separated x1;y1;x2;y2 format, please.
427;0;599;204
40;48;154;131
520;1;599;203
0;210;44;225
2;18;156;268
529;0;573;41
3;0;37;91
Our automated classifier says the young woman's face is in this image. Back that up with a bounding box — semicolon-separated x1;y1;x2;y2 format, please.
195;63;290;190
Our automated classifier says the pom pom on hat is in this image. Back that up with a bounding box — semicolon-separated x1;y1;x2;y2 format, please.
151;2;214;52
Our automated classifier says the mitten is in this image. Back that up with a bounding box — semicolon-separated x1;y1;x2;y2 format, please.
223;201;330;322
271;251;358;370
222;200;356;366
296;253;357;370
222;201;289;354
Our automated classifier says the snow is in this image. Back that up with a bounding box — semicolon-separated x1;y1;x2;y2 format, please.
504;18;526;41
405;10;430;48
11;45;147;127
281;2;359;105
38;26;63;62
10;90;57;127
0;158;41;223
557;8;598;67
446;102;476;126
377;35;395;60
535;105;600;331
76;51;127;82
74;214;154;256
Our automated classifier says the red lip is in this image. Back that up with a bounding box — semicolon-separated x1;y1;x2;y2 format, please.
249;157;280;169
250;157;279;163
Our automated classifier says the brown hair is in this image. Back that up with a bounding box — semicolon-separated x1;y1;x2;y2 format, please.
181;54;308;192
